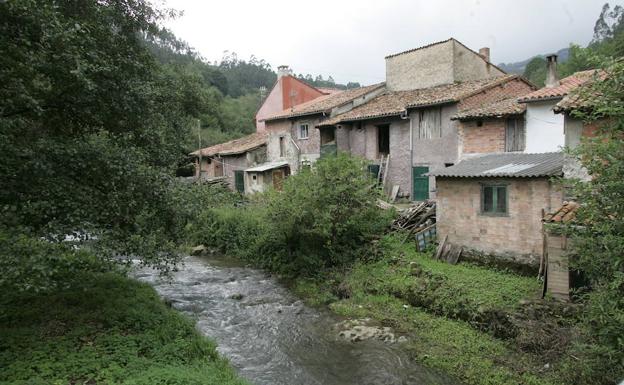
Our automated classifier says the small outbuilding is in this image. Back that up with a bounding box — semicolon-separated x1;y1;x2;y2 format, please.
431;152;564;270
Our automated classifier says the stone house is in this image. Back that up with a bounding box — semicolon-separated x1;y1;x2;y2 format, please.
431;152;564;269
190;132;267;192
317;77;535;199
257;83;385;181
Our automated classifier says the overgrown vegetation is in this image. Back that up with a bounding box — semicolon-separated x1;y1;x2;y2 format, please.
187;153;393;276
291;235;585;385
557;55;624;384
0;273;246;385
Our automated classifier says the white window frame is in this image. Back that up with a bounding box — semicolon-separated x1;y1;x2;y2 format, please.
299;123;309;139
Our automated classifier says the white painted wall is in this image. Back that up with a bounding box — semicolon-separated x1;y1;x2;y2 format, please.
524;100;565;153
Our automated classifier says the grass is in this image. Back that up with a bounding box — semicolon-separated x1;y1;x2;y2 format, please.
0;273;247;385
291;234;568;385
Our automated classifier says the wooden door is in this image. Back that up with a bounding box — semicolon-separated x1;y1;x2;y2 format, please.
412;166;429;201
272;169;285;191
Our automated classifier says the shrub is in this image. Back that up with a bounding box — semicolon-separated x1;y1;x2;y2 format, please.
263;153;393;275
185;153;394;277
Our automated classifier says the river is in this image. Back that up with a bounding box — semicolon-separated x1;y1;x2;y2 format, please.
134;255;459;385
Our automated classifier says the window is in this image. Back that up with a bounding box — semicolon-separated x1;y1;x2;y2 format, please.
505;117;525;152
377;124;390;156
279;136;285;157
481;184;508;215
418;107;442;139
299;123;309;139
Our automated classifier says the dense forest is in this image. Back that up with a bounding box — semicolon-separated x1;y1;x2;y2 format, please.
523;3;624;85
149;41;361;154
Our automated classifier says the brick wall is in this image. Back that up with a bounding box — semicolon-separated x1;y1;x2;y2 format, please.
436;177;562;266
459;119;506;154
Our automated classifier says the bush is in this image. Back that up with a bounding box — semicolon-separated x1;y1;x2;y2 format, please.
261;153;393;275
185;153;394;276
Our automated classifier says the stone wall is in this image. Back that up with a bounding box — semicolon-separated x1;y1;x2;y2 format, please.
436;177;563;266
386;40;454;91
412;104;459;199
452;40;505;83
221;153;248;189
387;120;411;195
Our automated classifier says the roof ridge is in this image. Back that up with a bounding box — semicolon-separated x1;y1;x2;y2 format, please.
385;38;454;59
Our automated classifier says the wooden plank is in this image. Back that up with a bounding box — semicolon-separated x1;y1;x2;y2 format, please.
382;153;390;189
435;235;447;260
390;185;400;202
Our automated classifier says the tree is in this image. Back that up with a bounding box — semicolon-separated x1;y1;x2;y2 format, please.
560;57;624;384
0;0;209;289
523;57;547;86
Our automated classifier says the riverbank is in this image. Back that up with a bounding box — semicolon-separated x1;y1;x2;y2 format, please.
291;235;579;385
0;272;247;385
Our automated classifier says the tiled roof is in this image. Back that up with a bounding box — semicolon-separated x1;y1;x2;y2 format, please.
317;87;344;95
264;83;385;121
430;152;564;178
518;70;599;103
189;132;267;157
452;97;526;120
553;69;606;112
543;201;580;223
318;75;520;127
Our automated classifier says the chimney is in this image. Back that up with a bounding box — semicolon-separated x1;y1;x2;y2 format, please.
478;47;490;62
277;65;292;79
545;54;560;88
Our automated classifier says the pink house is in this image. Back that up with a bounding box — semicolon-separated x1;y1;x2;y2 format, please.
255;65;336;132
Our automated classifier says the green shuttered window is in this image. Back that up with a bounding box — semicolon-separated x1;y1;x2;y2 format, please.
481;184;508;215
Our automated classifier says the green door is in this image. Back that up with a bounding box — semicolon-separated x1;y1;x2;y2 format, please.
234;170;245;193
412;166;429;201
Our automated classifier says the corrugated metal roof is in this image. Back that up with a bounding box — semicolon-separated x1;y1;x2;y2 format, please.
430;152;563;178
245;161;289;173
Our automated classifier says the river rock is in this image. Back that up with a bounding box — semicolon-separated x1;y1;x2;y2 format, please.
335;319;398;343
230;293;244;300
191;245;207;256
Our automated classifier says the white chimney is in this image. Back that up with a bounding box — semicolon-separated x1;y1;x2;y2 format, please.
545;54;560;88
277;65;292;79
479;47;490;62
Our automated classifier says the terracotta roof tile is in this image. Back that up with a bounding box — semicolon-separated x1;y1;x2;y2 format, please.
189;132;267;157
518;70;600;103
264;83;385;121
543;201;580;223
452;97;526;120
553;69;607;112
318;75;520;127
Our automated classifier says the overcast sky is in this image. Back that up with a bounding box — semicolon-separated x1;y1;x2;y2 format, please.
161;0;620;85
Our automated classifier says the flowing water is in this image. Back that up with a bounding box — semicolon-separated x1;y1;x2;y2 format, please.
134;256;459;385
